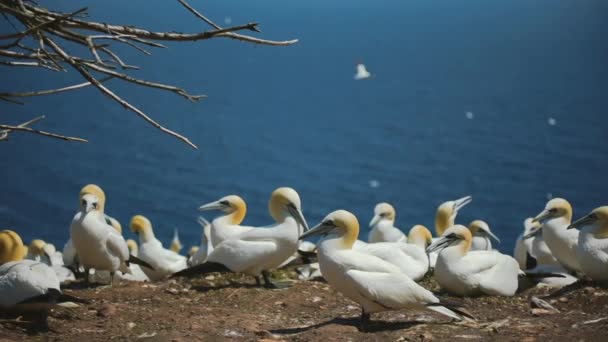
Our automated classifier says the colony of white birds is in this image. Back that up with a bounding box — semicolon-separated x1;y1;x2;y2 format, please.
1;183;607;327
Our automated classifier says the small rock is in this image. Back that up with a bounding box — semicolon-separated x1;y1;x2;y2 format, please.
137;332;156;339
419;332;433;341
189;323;202;331
558;297;568;303
127;322;136;330
311;296;322;303
522;337;535;342
223;330;243;338
165;288;179;295
274;301;286;307
97;304;116;317
205;275;215;280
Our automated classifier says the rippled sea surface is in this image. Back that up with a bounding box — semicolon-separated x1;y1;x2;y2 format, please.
2;0;607;253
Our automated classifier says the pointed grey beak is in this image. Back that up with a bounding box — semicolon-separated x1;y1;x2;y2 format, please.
287;203;309;232
454;196;472;211
369;214;381;228
300;221;334;240
426;235;458;253
198;200;227;211
568;214;596;230
483;230;501;243
522;225;542;239
532;209;551;224
197;216;210;227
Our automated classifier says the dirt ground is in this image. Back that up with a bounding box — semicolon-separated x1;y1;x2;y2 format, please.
1;270;608;341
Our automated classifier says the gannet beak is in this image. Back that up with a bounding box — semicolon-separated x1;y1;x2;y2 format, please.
287;203;310;232
369;214;381;228
484;230;501;243
532;210;551;224
198;200;227;211
568;214;596;230
197;216;210;227
453;196;472;211
299;221;334;240
426;234;457;253
522;225;542;239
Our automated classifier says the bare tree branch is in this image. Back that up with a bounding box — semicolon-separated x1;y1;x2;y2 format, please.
0;115;87;142
0;76;113;98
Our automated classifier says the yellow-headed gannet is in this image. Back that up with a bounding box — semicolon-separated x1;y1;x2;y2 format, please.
198;195;253;247
0;230;85;308
467;220;500;251
299;211;472;328
435;196;472;237
130;215;187;281
70;184;152;285
174;187;309;289
529;198;582;273
368;202;407;243
188;216;213;267
26;239;75;283
569;206;608;283
428;225;520;296
170;228;182;254
355;225;432;281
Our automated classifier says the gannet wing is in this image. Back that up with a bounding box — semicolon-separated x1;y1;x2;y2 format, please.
207;239;277;273
106;230;129;263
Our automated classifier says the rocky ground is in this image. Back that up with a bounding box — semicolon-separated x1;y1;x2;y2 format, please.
1;271;608;341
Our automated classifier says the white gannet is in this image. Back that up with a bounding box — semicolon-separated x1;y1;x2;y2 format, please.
0;230;85;308
130;215;188;281
117;239;149;282
299;210;472;328
569;206;608;283
174;187;309;289
514;218;559;270
467;220;500;251
63;213;122;270
354;63;371;80
428;225;520;296
528;198;582;273
198;195;253;247
355;225;432;281
188;216;213;267
26;239;75;283
70;184;150;285
169;228;182;254
368;202;407;243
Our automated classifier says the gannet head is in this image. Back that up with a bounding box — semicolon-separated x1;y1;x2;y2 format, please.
408;225;433;248
522;218;542;239
187;246;199;258
427;225;472;255
299;210;359;249
532;198;573;225
568;206;608;238
126;239;138;254
79;184;106;213
468;220;500;243
198;195;247;225
130;215;155;243
0;230;28;264
269;187;309;231
28;239;47;256
170;228;182;253
435;196;472;236
369;202;396;227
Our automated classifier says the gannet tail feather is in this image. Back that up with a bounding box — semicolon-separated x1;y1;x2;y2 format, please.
128;254;155;270
426;302;476;321
522;271;566;279
171;261;231;278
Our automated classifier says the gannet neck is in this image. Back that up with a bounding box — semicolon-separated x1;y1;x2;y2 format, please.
126;239;138;255
269;187;301;222
80;184;106;213
227;196;247;225
435;203;454;236
0;230;27;263
408;225;432;248
130;215;156;243
28;239;46;256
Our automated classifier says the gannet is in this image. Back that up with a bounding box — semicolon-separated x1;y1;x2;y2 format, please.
70;184;151;285
514;218;559;269
355;225;432;281
0;230;84;308
428;225;520;296
188;246;199;258
63;213;122;270
435;196;472;237
368;202;407;243
26;239;75;283
170;228;182;254
468;220;500;251
188;216;213;266
569;206;608;283
130;215;188;281
174;187;309;289
299;211;472;328
529;198;582;273
198;195;253;247
116;239;149;282
354;63;371;80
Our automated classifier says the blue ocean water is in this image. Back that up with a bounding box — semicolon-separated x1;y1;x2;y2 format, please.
1;0;607;253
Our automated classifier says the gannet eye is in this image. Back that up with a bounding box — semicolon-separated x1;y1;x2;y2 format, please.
549;208;558;214
323;220;334;227
92;202;98;209
81;199;86;206
220;200;230;206
589;213;598;220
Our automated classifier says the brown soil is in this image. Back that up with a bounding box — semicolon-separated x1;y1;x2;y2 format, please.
1;271;608;341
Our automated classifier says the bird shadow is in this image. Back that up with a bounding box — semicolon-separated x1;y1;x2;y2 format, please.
270;316;427;334
61;280;109;290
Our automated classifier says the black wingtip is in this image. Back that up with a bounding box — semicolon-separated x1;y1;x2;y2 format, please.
128;255;155;271
171;262;231;278
523;271;566;279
